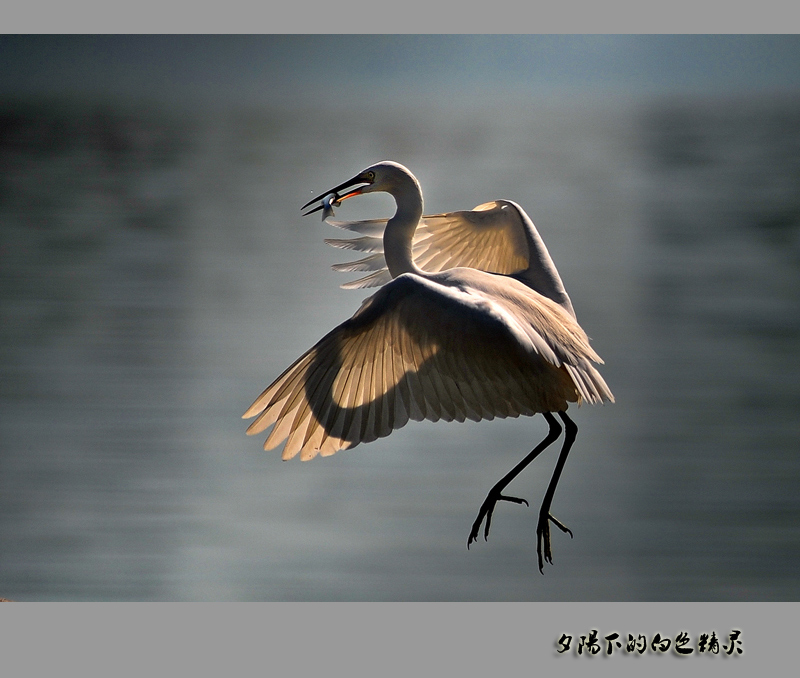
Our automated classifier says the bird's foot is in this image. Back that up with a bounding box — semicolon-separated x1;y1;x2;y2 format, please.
536;510;573;574
467;490;529;548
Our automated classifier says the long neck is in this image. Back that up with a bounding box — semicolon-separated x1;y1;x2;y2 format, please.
383;174;425;279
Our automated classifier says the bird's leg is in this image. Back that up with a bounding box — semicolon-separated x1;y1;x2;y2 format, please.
536;411;577;574
467;413;562;548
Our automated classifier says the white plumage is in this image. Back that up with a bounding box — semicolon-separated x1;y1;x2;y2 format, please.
243;161;613;571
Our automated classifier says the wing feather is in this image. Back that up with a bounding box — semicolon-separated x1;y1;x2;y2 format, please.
389;314;414;424
340;270;393;290
244;272;612;459
331;253;387;273
449;341;489;421
326;201;530;289
404;317;439;421
327;218;388;237
324;236;384;254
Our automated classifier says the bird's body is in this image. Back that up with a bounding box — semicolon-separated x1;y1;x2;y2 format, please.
244;161;613;571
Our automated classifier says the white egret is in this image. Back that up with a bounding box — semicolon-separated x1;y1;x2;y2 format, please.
243;161;613;572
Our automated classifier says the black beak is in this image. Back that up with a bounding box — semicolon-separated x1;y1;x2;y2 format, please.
301;173;370;216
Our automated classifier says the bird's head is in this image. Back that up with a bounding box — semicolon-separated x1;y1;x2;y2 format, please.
301;161;418;216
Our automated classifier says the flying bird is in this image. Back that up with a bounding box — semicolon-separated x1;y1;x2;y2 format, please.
243;161;613;572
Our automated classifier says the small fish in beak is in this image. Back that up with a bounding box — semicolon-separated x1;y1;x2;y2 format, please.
321;193;341;220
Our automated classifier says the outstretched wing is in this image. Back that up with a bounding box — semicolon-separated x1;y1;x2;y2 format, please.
243;272;612;461
326;200;530;290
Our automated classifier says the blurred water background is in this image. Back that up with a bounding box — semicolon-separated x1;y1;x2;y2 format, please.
1;36;799;600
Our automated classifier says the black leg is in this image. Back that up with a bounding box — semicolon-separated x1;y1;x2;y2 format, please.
536;411;577;573
467;412;562;548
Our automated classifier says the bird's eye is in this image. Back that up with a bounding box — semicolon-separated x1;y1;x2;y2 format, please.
366;171;375;181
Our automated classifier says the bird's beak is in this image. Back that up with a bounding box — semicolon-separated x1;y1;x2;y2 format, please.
301;172;371;216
